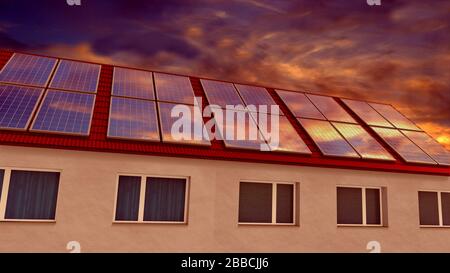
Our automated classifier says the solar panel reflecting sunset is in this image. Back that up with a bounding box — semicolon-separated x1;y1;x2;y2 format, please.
401;130;450;166
369;103;422;131
342;99;393;128
276;90;324;119
112;67;155;100
298;118;359;158
50;60;100;93
332;122;394;161
154;73;195;105
306;94;356;123
201;79;243;109
235;84;277;114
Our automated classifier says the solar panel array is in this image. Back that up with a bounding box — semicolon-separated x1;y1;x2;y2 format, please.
0;53;57;87
342;98;448;165
0;52;448;165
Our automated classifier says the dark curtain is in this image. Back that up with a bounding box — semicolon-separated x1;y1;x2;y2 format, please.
144;177;186;222
0;169;4;202
239;182;272;223
276;184;294;223
5;170;59;220
442;193;450;226
365;188;381;225
337;187;363;224
418;191;439;225
115;176;141;221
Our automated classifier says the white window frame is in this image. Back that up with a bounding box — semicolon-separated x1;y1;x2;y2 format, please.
113;173;190;224
238;180;297;226
336;185;384;227
419;190;450;228
0;167;61;223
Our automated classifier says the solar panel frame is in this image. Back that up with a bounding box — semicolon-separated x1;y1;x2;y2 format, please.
112;67;155;100
298;118;360;158
369;103;422;131
0;84;44;131
107;97;160;142
401;130;450;166
30;89;96;136
201;79;244;109
235;84;279;114
49;60;101;93
332;122;395;161
276;90;325;119
0;53;58;87
341;99;394;128
371;127;436;165
158;102;211;146
306;94;356;123
154;73;196;105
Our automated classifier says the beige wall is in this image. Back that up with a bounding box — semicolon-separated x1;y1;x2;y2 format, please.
0;145;449;253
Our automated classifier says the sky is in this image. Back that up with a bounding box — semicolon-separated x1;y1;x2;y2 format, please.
1;0;449;149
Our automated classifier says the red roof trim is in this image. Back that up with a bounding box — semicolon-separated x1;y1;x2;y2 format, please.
0;49;448;176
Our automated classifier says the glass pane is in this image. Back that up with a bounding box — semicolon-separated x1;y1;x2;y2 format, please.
5;170;60;220
366;188;381;225
31;90;96;136
276;184;294;223
418;191;439;225
235;84;277;114
402;130;450;166
441;193;450;226
307;94;356;123
201;79;243;109
50;60;100;93
342;99;393;128
298;118;360;158
0;84;44;130
337;187;363;224
112;67;154;100
0;169;4;203
371;127;436;165
239;182;272;223
276;90;324;119
0;53;57;87
115;176;141;221
154;73;195;105
332;122;394;161
143;177;186;222
158;102;210;146
108;97;160;141
369;103;421;131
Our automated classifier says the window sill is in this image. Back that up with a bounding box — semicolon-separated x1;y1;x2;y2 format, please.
113;220;187;225
0;219;56;223
238;222;297;226
420;225;450;228
337;224;385;227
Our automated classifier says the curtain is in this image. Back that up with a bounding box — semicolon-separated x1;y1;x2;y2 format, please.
5;170;60;220
144;177;186;222
239;182;272;223
337;187;363;224
0;169;4;202
276;184;294;223
115;176;141;221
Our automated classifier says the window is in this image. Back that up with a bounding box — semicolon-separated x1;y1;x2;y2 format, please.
419;191;450;227
337;186;384;226
114;175;189;223
0;169;60;221
238;181;296;225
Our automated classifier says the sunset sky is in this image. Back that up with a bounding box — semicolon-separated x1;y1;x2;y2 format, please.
1;0;449;149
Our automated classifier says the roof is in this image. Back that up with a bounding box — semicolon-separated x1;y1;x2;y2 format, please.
0;49;448;176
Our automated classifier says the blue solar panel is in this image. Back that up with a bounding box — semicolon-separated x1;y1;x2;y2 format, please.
112;67;155;100
108;97;160;141
155;73;195;105
0;53;57;87
0;84;44;130
235;84;277;114
201;79;244;109
31;89;95;135
50;60;101;93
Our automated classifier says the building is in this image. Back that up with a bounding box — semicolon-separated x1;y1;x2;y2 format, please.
0;49;449;253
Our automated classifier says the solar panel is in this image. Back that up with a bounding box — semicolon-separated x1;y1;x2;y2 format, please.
235;84;278;114
298;118;360;158
112;67;155;100
369;103;421;131
306;94;356;123
154;73;196;105
0;53;57;87
341;99;393;128
201;79;243;109
371;127;436;164
276;90;325;119
158;102;210;146
401;130;450;166
332;122;394;161
31;89;95;135
50;60;100;93
0;84;44;130
108;97;160;141
257;114;310;154
214;109;267;150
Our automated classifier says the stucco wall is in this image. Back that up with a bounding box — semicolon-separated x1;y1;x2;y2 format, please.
0;145;449;252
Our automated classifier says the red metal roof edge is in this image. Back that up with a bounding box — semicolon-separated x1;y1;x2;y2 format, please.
0;49;448;176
